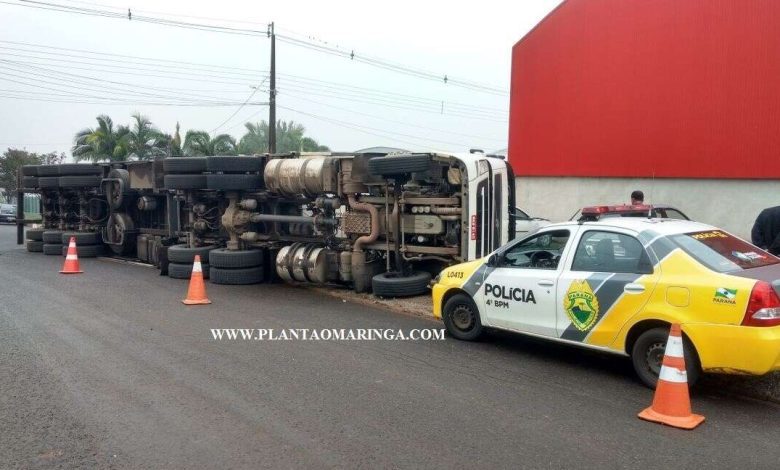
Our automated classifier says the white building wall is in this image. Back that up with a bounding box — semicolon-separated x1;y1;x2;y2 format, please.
515;177;780;241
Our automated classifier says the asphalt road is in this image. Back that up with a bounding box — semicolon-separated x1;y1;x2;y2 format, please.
1;224;779;469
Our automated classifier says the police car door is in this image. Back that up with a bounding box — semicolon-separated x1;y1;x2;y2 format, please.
556;228;660;346
478;228;576;336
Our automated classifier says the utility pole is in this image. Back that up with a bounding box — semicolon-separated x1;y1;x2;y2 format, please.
268;22;276;154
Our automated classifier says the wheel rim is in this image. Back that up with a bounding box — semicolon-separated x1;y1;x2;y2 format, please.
646;341;666;376
451;304;475;332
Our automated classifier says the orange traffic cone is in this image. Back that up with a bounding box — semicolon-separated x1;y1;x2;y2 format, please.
182;255;211;305
638;324;704;429
60;236;83;274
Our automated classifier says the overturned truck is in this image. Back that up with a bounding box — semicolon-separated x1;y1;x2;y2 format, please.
17;151;515;296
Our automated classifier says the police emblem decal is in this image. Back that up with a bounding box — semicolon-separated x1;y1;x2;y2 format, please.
564;280;600;331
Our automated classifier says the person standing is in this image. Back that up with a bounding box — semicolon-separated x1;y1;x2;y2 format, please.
630;190;644;205
751;206;780;255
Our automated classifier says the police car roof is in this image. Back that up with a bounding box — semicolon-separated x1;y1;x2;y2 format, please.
545;217;718;236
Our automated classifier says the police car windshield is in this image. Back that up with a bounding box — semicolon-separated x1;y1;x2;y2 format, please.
670;230;780;272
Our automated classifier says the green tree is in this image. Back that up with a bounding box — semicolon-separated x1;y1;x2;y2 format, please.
169;122;183;157
0;148;65;192
183;130;238;156
72;115;130;162
125;113;169;160
238;120;329;154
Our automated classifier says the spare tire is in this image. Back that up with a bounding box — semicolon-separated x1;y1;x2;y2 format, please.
164;174;207;190
26;240;44;252
61;231;102;245
163;157;207;174
38;177;59;189
43;243;62;255
206;174;263;191
167;244;216;264
168;262;210;279
368;154;431;177
25;228;45;241
59;175;103;188
42;230;64;244
22;176;38;188
208;248;264;268
371;270;431;298
36;165;59;177
207;156;262;173
209;266;264;285
21;165;38;176
58;164;103;176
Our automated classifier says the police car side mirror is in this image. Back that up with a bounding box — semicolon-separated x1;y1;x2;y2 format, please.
487;253;500;267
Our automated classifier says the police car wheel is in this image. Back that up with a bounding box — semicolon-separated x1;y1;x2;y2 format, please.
631;327;701;389
443;294;483;341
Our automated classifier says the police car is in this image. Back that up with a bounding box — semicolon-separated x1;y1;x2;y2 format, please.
432;217;780;387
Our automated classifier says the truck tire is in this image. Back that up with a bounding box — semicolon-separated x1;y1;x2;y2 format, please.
209;266;264;285
25;228;45;241
42;230;64;243
61;232;102;245
167;244;216;264
36;165;59;177
163;157;206;174
59;175;103;188
208;248;264;268
22;176;39;188
21;165;38;176
371;270;431;297
206;174;263;191
164;174;207;190
62;243;104;258
26;240;44;252
168;262;210;279
207;156;262;173
368;154;431;177
57;164;103;176
105;168;131;210
38;177;59;189
43;243;62;255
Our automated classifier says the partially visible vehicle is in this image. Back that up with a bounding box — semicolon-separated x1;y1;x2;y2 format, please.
571;204;690;222
511;207;550;237
432;217;780;388
0;203;16;223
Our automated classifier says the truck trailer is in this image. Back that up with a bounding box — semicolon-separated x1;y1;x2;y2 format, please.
16;150;516;297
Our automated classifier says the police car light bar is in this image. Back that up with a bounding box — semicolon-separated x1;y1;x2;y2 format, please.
580;204;652;215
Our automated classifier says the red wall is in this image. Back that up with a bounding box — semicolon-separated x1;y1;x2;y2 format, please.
508;0;780;179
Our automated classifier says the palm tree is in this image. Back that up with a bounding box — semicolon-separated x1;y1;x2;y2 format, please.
183;130;238;156
237;120;330;154
71;115;130;162
125;113;169;160
237;121;268;154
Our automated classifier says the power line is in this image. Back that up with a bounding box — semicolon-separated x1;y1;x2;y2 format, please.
0;41;507;114
211;79;268;134
280;92;505;145
279;105;471;150
1;1;507;95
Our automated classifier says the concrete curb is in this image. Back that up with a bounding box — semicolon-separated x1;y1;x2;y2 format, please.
311;286;780;403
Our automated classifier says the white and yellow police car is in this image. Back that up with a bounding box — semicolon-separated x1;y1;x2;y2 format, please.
431;216;780;387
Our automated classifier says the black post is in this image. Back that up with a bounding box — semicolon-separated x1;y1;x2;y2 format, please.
15;171;24;245
268;22;276;154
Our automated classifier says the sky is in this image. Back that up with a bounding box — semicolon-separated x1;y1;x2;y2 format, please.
0;0;562;160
